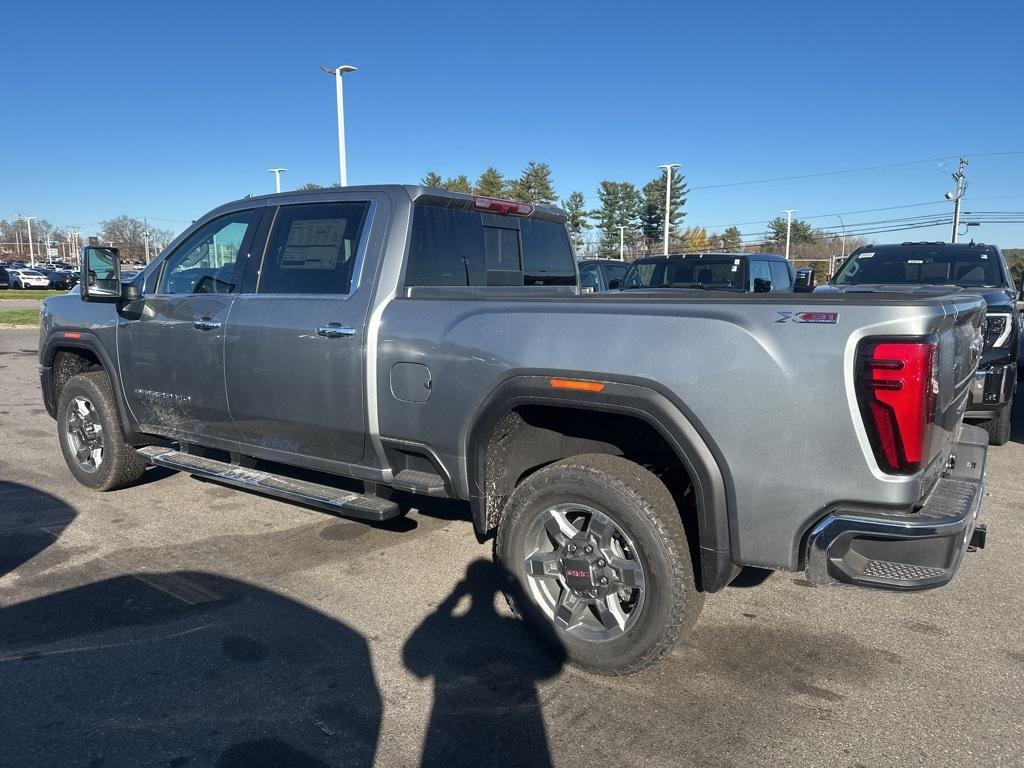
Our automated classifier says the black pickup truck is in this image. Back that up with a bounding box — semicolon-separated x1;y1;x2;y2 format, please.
821;241;1020;444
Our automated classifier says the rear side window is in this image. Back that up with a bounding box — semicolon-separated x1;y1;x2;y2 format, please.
259;202;370;295
406;204;575;287
768;260;792;290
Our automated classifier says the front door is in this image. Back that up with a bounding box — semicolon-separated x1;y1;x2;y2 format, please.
224;199;376;466
117;208;260;442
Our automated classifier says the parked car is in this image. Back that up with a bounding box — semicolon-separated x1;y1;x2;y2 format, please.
40;186;989;674
43;269;78;290
578;258;631;292
620;252;811;293
10;268;52;289
820;241;1019;445
0;266;9;289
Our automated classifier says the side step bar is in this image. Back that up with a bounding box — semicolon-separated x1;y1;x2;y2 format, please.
137;446;402;522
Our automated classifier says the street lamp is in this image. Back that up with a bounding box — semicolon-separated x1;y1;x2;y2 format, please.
657;163;680;255
321;64;357;186
617;225;626;260
269;167;288;193
19;215;36;267
831;213;846;277
781;209;797;261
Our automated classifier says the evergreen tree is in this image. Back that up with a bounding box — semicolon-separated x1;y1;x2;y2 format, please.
562;191;590;247
721;226;743;251
509;162;558;205
592;181;643;256
297;182;324;191
473;167;506;197
421;171;443;188
639;167;687;244
764;216;815;248
442;175;473;194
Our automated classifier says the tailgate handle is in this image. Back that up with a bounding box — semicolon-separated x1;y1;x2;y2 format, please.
316;325;356;339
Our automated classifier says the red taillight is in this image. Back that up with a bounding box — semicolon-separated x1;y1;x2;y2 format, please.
856;339;937;474
473;195;535;217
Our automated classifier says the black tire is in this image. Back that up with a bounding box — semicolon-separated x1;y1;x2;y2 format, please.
978;398;1012;446
495;453;703;675
57;370;146;490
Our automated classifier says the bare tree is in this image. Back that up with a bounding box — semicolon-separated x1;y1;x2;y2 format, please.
98;216;174;263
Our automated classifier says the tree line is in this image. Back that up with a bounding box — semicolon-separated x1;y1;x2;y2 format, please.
417;163;861;264
0;216;175;264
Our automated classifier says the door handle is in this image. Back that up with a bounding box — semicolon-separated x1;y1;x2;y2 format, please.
316;325;356;339
193;318;221;331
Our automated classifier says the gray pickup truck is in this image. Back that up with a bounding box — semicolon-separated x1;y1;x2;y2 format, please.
39;186;990;674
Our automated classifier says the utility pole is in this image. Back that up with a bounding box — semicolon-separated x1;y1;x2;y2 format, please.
781;209;797;261
269;168;287;193
617;225;626;260
657;163;680;256
321;65;357;186
144;217;151;263
949;156;968;243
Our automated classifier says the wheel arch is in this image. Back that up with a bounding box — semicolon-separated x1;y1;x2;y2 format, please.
41;332;141;443
465;374;738;592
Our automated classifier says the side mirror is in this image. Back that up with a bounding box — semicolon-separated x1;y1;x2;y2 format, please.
607;278;622;290
81;246;122;301
753;277;772;293
794;268;816;293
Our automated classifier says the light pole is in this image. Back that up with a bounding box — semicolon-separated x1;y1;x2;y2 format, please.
617;225;626;260
20;215;36;267
321;65;357;186
269;167;287;193
781;209;797;261
831;213;846;277
658;163;680;255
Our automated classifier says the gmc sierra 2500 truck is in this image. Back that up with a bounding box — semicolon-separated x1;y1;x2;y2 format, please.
40;186;990;674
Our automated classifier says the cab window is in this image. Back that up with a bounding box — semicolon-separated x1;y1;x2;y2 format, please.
158;211;256;295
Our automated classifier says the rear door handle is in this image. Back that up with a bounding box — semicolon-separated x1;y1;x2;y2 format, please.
316;325;357;339
193;318;221;331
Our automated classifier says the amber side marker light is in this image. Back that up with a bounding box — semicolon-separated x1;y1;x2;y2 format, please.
549;378;605;393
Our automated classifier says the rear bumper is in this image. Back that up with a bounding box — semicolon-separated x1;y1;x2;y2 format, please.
806;424;988;590
965;362;1016;418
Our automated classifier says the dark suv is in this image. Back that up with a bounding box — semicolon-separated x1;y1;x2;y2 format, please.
821;241;1019;444
620;252;808;293
0;266;9;290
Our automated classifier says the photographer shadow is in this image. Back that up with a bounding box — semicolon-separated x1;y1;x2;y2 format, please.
403;559;566;768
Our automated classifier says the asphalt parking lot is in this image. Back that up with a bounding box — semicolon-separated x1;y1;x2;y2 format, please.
1;327;1022;768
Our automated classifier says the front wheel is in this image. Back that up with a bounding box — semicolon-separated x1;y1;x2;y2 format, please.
495;453;703;675
977;397;1013;446
57;370;147;490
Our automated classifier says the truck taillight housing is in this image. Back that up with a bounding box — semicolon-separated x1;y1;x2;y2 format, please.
856;339;937;474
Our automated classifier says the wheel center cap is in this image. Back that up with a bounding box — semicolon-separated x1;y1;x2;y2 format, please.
562;557;596;592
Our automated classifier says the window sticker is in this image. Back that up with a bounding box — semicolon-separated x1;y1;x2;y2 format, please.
858;252;874;259
907;259;924;264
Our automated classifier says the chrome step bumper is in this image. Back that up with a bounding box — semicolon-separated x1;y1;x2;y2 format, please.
805;425;988;590
137;446;401;522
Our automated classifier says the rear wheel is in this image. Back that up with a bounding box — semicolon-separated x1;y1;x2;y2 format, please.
495;453;703;675
57;370;146;490
977;397;1012;446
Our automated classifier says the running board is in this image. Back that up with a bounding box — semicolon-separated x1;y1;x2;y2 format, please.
136;446;402;522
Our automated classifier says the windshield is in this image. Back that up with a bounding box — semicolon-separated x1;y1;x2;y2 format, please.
834;245;1006;288
623;257;746;289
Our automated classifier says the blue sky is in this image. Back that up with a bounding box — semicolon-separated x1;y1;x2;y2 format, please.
4;0;1023;246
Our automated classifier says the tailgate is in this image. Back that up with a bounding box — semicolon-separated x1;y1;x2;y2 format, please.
928;295;986;476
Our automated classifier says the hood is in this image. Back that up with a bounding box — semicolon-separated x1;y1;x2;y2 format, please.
816;283;1016;309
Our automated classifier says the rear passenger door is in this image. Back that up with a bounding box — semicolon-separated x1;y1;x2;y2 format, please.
223;197;382;466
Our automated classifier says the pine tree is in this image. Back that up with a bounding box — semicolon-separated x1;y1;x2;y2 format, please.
592;181;643;256
562;191;590;247
421;171;443;188
473;167;506;197
509;162;558;205
764;216;815;248
639;167;687;244
721;226;743;251
442;175;473;194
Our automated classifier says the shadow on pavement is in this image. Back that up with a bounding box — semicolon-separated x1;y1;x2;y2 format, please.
403;559;565;768
0;481;383;768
